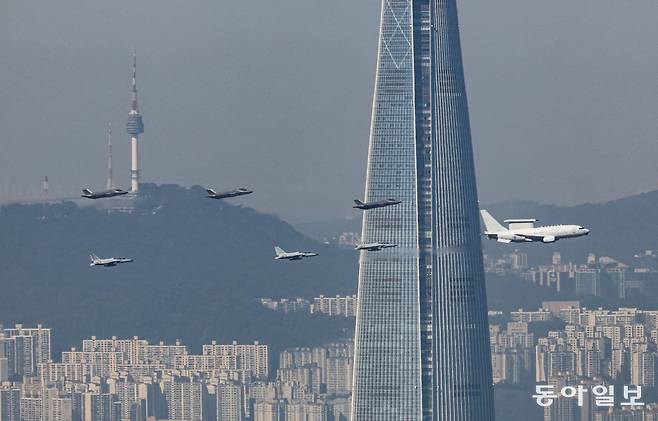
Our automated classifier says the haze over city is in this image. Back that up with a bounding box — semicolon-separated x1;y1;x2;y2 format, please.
0;0;656;222
3;1;658;420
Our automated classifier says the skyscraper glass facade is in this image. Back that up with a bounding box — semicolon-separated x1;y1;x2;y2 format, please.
351;0;495;420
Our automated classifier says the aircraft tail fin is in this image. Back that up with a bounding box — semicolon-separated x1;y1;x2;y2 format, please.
274;246;286;256
206;188;217;196
82;189;93;195
90;254;99;263
353;199;364;206
480;209;507;232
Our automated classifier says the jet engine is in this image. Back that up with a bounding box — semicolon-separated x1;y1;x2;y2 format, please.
497;233;527;242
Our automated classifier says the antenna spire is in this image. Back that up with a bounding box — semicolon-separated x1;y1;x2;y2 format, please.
106;123;114;190
42;176;49;202
131;51;139;112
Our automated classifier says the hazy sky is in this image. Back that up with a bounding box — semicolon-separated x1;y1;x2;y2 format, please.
1;0;656;222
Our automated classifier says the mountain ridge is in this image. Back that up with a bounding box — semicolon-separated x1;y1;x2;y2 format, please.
4;184;658;357
0;183;357;357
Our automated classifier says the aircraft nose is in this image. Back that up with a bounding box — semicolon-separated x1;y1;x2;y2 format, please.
582;228;590;235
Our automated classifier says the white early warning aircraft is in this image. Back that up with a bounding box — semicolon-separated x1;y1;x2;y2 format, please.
480;210;589;244
274;246;318;261
89;254;134;267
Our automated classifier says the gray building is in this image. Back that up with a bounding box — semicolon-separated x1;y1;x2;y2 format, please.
215;383;244;421
109;379;143;421
83;393;112;421
0;324;52;379
350;0;495;420
20;397;41;421
0;387;20;421
3;325;51;369
575;268;601;297
0;337;16;380
543;375;579;421
160;378;202;421
252;400;285;421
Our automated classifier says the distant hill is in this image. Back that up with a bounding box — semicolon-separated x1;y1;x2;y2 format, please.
296;190;658;266
0;184;357;358
294;216;362;244
4;184;658;363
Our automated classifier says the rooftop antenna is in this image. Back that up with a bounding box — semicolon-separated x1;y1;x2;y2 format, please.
42;176;49;201
106;122;114;190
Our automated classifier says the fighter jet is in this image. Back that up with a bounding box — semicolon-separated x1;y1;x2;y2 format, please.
206;188;253;200
274;246;318;261
89;254;133;267
81;188;128;199
355;242;398;251
480;209;590;244
353;198;401;210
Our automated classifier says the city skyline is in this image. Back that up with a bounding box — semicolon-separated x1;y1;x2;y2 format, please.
5;259;658;421
0;0;656;221
0;324;354;421
2;224;658;421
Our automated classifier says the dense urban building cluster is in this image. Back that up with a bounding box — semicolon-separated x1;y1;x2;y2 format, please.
484;250;658;298
0;325;353;421
491;302;658;420
6;250;658;421
259;296;357;318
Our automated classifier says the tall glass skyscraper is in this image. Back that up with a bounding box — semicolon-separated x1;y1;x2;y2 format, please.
351;0;495;420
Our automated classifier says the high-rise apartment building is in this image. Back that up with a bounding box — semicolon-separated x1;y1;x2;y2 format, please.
325;356;352;395
575;268;602;297
82;337;148;366
160;378;202;421
48;398;72;421
252;400;285;421
20;397;41;421
0;337;15;380
83;393;112;421
202;342;268;380
543;375;579;421
216;382;245;421
38;363;90;384
286;402;326;421
0;386;20;421
139;341;187;366
108;379;142;421
631;346;656;387
3;325;51;368
61;351;123;379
